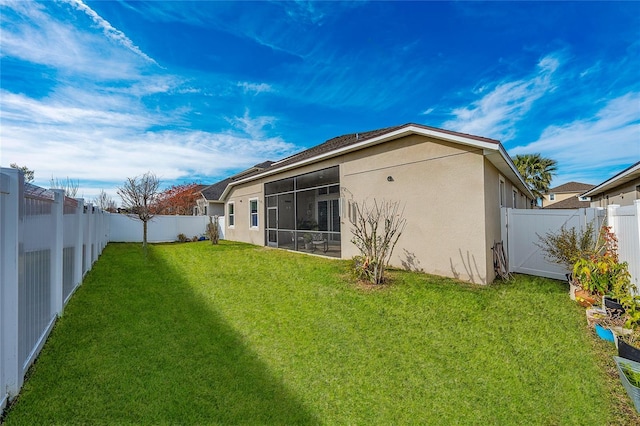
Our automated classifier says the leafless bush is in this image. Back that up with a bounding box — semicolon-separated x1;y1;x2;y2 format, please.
350;199;406;285
207;215;220;245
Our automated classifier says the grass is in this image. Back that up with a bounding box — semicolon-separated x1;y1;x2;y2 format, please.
3;241;639;424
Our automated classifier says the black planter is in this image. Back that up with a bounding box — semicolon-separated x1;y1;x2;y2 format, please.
605;297;626;318
619;339;640;363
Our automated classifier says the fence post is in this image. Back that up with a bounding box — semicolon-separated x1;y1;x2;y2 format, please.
84;204;93;272
89;204;97;270
607;204;620;232
634;199;640;248
51;190;65;316
75;199;84;284
0;168;23;400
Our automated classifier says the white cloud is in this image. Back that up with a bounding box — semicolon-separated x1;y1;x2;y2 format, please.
63;0;159;65
442;54;559;140
225;109;279;140
0;0;151;80
237;81;274;95
0;92;296;198
509;92;640;185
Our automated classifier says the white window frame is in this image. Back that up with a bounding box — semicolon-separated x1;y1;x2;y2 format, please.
549;193;555;201
249;198;259;229
228;202;235;228
512;190;518;208
499;175;506;207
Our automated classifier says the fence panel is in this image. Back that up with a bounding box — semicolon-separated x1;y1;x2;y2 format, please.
609;202;640;289
0;167;108;412
109;214;222;242
501;207;605;280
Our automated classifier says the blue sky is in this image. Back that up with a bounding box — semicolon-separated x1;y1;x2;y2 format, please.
1;0;639;202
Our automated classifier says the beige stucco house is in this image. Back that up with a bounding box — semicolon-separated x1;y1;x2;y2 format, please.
213;124;533;284
583;161;640;208
541;182;594;209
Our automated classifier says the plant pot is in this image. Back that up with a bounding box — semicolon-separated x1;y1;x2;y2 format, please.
569;282;579;301
575;289;596;307
585;307;607;327
614;356;640;413
604;297;626;318
595;324;615;342
618;339;640;363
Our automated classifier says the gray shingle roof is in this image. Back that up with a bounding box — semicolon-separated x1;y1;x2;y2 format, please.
543;196;591;209
200;162;275;201
268;123;499;170
546;181;595;193
200;178;233;201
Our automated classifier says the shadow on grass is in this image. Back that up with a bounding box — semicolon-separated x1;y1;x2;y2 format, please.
4;243;320;425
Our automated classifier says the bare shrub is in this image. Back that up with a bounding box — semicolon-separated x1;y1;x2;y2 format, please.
117;172;161;249
349;199;406;285
207;216;220;245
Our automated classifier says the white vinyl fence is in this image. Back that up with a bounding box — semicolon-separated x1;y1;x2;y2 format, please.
501;204;639;287
109;214;224;243
608;201;640;289
1;168;109;411
501;207;606;280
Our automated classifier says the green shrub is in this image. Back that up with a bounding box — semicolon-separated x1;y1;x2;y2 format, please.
622;363;640;387
536;222;596;269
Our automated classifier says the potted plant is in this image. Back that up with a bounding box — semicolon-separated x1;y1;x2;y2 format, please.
613;280;640;362
536;222;597;299
614;356;640;413
617;298;640;362
619;331;640;363
571;246;631;310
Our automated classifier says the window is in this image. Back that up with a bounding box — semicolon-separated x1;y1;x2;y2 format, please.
249;198;258;228
499;176;506;207
512;190;518;208
228;202;235;227
549;194;555;201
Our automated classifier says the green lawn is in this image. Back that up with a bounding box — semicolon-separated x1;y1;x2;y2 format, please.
3;241;638;424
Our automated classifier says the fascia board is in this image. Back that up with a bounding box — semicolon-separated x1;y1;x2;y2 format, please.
581;162;640;197
484;146;535;199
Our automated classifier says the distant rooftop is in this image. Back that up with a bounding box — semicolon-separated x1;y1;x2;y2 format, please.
546;181;594;193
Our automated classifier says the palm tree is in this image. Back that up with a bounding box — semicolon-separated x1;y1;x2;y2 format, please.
513;153;558;201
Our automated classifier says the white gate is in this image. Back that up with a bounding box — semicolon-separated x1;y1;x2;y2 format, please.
501;208;605;280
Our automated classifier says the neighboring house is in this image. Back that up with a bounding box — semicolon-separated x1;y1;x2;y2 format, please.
195;161;274;216
541;182;595;209
195;178;232;216
218;123;534;284
582;161;640;208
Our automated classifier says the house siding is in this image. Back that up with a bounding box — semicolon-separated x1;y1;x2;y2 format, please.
542;192;578;207
590;180;640;208
222;131;530;284
225;183;264;246
339;134;489;283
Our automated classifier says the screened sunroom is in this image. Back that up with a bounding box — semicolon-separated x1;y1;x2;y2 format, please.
264;166;341;257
